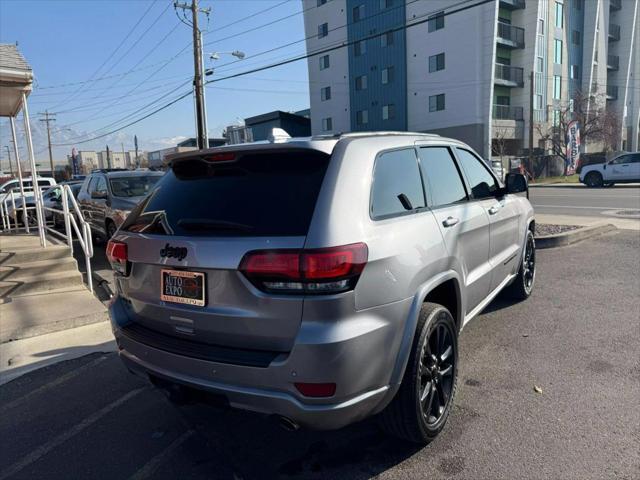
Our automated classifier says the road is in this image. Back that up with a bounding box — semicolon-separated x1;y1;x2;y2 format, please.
2;231;639;480
530;185;640;218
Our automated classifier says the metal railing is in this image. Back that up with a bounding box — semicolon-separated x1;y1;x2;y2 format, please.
609;23;620;41
610;0;621;11
0;184;94;293
606;84;619;100
495;64;524;86
493;105;524;120
499;0;525;9
497;22;525;48
607;54;619;70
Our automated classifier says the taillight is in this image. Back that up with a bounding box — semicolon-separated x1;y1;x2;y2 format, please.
205;152;235;162
106;240;128;275
239;243;368;294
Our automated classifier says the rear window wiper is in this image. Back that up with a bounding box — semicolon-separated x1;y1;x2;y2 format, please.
177;218;254;232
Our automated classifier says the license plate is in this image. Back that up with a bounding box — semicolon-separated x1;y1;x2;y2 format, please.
160;269;206;307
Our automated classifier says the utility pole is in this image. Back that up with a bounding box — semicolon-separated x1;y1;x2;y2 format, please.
39;110;56;176
528;71;535;176
106;145;111;169
134;135;139;169
4;145;14;177
174;0;210;150
121;142;126;168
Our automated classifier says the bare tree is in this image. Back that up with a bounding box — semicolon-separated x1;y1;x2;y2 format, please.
491;126;511;162
536;89;621;174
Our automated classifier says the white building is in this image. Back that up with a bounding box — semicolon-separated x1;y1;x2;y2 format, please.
303;0;639;159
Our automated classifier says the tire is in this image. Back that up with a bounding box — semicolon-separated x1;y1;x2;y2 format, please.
585;171;603;188
506;229;536;300
379;302;458;444
106;220;117;240
604;182;615;188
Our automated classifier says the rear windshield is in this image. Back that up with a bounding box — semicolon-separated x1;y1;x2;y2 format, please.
121;151;329;236
109;175;161;197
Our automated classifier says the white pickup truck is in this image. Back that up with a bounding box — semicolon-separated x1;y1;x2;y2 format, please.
0;177;57;223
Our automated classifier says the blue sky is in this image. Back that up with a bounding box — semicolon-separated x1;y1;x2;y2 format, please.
0;0;310;163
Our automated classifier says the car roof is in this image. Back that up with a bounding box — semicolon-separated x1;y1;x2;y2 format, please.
95;170;164;178
166;131;469;164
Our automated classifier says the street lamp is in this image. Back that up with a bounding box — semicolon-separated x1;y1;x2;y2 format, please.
201;50;245;147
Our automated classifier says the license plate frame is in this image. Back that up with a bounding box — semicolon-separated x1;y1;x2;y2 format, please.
160;269;206;307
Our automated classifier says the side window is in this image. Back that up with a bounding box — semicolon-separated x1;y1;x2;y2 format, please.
95;176;108;194
611;155;633;164
371;149;426;219
456;149;499;199
86;176;97;194
629;154;640;163
418;147;467;207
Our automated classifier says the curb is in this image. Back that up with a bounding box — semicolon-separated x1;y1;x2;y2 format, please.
535;223;617;249
2;313;109;344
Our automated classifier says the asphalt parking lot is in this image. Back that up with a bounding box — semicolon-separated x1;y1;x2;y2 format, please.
2;230;639;480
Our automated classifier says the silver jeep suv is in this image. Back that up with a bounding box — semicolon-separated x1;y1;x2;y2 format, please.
108;132;535;443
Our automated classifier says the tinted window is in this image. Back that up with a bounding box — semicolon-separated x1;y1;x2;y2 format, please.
456;149;499;199
612;154;640;164
418;147;467;207
37;180;51;187
371;149;425;219
86;176;98;193
109;175;161;197
122;152;329;237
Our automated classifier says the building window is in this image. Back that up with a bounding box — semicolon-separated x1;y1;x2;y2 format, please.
380;0;393;9
429;94;445;112
555;1;563;28
355;74;368;91
356;109;369;125
553;75;562;99
354;40;367;56
428;53;445;72
318;23;328;38
571;64;580;79
319;55;330;70
428;12;445;32
382;104;396;120
554;39;563;64
534;94;543;110
381;31;394;47
572;30;581;45
320;86;331;101
382;66;394;84
538;19;545;34
352;4;364;22
496;95;510;105
497;55;511;66
553;109;561;126
536;56;544;72
317;0;327;6
322;117;332;131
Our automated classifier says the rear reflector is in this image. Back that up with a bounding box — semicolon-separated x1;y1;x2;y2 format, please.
239;243;367;295
106;240;128;274
294;382;336;398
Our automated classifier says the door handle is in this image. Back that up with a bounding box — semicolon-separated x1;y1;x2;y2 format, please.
488;205;501;215
442;216;459;227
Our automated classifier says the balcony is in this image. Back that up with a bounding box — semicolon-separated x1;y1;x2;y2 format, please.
493;105;524;120
496;22;525;49
499;0;525;10
609;23;620;41
610;0;622;11
606;85;618;100
607;54;619;70
494;64;524;87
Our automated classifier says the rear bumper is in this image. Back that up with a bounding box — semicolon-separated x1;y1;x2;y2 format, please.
109;295;412;429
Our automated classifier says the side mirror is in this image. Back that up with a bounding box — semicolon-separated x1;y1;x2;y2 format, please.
91;190;107;200
505;173;528;196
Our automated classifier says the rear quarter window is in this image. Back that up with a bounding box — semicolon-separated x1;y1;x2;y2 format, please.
122;151;330;237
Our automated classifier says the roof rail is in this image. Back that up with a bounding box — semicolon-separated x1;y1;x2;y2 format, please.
90;168;128;173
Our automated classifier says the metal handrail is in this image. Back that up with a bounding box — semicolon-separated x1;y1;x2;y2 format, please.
1;184;94;293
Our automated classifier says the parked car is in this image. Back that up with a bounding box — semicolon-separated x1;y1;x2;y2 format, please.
1;177;57;224
107;132;535;444
52;182;84;228
77;170;164;240
491;160;505;180
579;152;640;187
7;181;82;225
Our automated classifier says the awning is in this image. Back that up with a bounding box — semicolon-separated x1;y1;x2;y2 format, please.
0;44;33;118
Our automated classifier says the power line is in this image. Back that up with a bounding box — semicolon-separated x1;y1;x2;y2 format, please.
47;0;159;110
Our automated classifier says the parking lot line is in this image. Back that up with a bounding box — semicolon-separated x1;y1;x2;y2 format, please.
128;429;196;480
1;355;108;412
0;387;146;480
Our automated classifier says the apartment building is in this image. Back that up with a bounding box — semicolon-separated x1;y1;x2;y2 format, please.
303;0;639;160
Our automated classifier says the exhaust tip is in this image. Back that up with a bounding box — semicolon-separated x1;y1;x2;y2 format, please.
277;416;300;432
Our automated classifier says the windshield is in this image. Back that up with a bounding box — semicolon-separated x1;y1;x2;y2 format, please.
109;175;161;198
